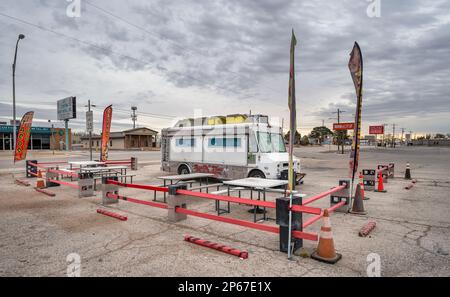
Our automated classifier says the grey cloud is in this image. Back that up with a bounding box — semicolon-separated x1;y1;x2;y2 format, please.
0;0;449;133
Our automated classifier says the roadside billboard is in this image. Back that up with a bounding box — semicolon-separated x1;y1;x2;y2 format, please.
333;122;355;130
369;125;384;135
57;97;77;120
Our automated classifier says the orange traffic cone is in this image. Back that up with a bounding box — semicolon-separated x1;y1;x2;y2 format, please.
359;172;369;200
311;209;342;264
350;184;367;215
374;170;386;193
35;170;46;189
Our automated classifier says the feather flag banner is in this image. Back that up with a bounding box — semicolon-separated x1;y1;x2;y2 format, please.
288;30;297;192
348;42;363;184
14;111;34;163
100;105;113;162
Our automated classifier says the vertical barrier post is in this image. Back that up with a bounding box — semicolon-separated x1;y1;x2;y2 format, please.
362;169;376;191
131;157;138;171
276;196;302;253
167;184;188;222
26;160;37;178
102;176;119;205
378;165;388;183
78;172;94;198
330;180;351;212
388;163;395;178
46;166;60;187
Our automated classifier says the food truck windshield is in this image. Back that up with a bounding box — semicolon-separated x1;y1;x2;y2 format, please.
257;132;286;153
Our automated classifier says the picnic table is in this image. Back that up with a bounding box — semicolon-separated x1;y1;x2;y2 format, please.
80;165;134;189
222;178;305;222
80;165;128;176
157;173;215;203
68;160;105;170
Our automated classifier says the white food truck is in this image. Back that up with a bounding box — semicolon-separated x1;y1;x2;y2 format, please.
161;114;302;182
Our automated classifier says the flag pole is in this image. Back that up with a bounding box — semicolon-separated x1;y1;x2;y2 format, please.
287;29;297;260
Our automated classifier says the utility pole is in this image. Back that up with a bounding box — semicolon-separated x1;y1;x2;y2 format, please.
382;123;389;148
392;123;396;148
85;100;96;161
322;119;325;127
48;120;55;155
401;128;405;145
12;34;25;152
131;106;137;129
331;108;346;154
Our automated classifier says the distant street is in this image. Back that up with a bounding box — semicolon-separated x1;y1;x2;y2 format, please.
0;150;161;171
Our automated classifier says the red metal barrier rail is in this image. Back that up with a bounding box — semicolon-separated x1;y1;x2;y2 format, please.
97;209;128;221
48;179;79;189
184;235;248;259
35;161;68;165
106;192;318;241
104;161;132;165
177;189;321;215
27;170;38;177
302;184;347;206
106;193;168;209
107;179;168;193
302;200;346;228
176;207;318;241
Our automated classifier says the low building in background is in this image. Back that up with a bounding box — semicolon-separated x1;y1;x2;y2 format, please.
80;127;158;150
0;124;72;150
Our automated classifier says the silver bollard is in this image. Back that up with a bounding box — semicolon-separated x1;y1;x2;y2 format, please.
78;172;94;198
102;177;119;204
330;179;351;213
167;184;188;222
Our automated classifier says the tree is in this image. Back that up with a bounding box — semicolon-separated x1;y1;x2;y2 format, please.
284;130;301;145
434;133;445;139
309;126;334;144
300;135;310;146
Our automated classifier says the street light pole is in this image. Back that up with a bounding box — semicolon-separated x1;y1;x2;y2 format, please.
48;120;55;155
12;34;25;152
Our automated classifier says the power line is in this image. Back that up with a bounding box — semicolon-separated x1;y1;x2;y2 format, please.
0;12;264;100
84;1;281;96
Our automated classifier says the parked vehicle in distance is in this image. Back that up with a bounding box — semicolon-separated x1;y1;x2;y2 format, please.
161;114;302;182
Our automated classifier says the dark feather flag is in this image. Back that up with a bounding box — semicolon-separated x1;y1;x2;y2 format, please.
288;29;297;192
348;42;363;184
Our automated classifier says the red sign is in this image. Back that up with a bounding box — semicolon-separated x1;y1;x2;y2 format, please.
100;105;113;161
369;125;384;135
333;122;355;130
14;111;34;163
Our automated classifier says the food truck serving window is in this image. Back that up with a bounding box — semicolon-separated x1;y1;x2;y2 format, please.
176;138;195;147
209;137;241;148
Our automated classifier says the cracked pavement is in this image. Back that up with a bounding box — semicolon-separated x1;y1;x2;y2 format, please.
0;146;449;276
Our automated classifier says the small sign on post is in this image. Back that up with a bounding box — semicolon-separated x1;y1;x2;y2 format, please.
86;110;93;133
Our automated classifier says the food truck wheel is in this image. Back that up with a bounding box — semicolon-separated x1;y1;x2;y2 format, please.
178;164;191;175
248;169;266;179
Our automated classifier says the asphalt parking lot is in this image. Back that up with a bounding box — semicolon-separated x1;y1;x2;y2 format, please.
0;146;449;276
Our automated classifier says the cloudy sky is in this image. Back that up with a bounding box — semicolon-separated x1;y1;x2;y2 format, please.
0;0;449;136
